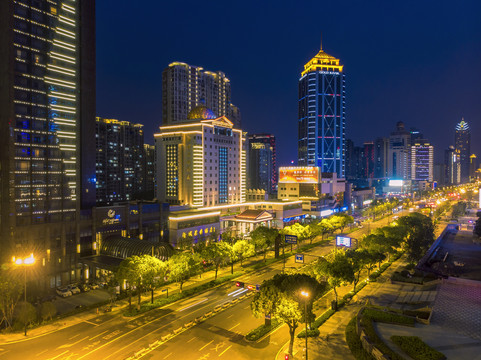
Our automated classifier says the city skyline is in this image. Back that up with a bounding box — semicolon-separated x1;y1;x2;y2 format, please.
96;0;481;166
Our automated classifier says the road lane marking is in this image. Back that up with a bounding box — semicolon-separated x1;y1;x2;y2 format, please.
227;314;233;319
218;345;232;357
179;298;209;312
228;323;240;331
187;337;196;343
56;335;89;349
199;340;214;351
68;334;80;340
164;352;172;359
82;320;99;326
36;349;48;356
89;329;109;341
46;350;69;360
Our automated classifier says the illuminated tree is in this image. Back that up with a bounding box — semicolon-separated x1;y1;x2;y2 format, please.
232;240;255;266
0;269;23;329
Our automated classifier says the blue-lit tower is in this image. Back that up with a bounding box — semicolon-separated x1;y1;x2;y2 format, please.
298;47;346;178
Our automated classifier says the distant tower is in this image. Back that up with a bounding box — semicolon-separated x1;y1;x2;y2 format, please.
410;139;434;182
298;46;346;178
454;119;471;182
388;122;411;179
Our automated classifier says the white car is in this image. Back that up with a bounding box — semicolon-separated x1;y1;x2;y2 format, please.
56;287;72;298
68;285;81;295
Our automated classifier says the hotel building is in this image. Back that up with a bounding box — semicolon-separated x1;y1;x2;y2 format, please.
248;133;277;194
298;46;346;178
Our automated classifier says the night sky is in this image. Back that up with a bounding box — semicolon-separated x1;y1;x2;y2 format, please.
96;0;481;166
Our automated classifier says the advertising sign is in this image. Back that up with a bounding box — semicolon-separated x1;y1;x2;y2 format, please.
279;167;319;183
336;235;351;247
389;180;403;187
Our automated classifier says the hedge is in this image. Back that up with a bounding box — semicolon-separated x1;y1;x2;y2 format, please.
345;316;375;360
297;328;320;338
245;319;280;341
391;336;446;360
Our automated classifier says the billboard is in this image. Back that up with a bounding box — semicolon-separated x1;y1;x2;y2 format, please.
336;235;351;247
279;167;319;183
389;180;403;187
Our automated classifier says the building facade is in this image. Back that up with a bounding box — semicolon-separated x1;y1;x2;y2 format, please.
142;144;156;200
388;122;411;180
454;119;471;182
410;139;434;182
374;137;389;179
445;146;461;185
95;118;144;205
298;47;345;178
248;134;277;194
0;0;95;288
155;105;246;207
162;62;241;128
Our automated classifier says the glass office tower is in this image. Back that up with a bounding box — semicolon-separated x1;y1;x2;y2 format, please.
298;47;346;178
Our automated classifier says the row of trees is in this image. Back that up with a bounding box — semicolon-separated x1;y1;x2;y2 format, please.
251;212;436;356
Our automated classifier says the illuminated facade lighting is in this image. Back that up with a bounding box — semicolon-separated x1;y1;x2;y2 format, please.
298;46;345;178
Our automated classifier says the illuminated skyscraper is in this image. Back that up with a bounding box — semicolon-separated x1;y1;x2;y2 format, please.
162;62;241;128
454;119;471;182
410;139;434;182
298;46;346;177
388;122;411;180
0;0;95;285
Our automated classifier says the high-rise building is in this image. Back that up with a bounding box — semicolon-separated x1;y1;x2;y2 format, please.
298;46;346;178
0;1;95;286
142;144;156;200
95;118;144;205
248;134;277;194
410;139;434;182
388;122;411;179
454;119;471;182
445;146;461;185
363;142;375;179
374;137;389;178
155;105;246;207
162;62;241;128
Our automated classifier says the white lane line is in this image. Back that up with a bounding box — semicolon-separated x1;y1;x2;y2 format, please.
46;350;69;360
199;340;214;351
56;336;89;349
68;334;80;340
89;329;109;341
187;337;196;343
228;323;240;331
179;298;209;312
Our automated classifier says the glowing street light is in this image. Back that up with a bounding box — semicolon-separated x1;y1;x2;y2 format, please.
13;253;35;336
301;290;309;360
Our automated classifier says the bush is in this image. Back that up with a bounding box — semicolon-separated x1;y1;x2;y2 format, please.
404;263;415;271
362;308;415;327
312;309;335;328
245;320;280;341
391;272;424;284
391;336;446;360
297;328;320;338
345;316;374;360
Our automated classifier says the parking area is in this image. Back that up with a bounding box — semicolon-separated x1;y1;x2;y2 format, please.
49;288;111;315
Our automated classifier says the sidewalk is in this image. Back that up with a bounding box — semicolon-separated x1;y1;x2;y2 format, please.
276;254;410;359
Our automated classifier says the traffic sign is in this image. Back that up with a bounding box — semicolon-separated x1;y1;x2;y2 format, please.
256;284;261;291
285;235;298;244
295;254;304;263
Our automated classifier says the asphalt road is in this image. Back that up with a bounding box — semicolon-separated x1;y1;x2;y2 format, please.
0;213;399;360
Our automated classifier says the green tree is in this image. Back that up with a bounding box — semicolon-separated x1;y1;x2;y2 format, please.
232;239;255;266
336;213;354;232
14;301;36;330
314;251;354;304
0;269;23;329
138;255;168;303
167;252;201;292
251;273;324;356
40;301;56;322
346;249;371;292
251;226;277;262
202;242;229;280
318;218;334;241
116;256;144;309
398;213;435;264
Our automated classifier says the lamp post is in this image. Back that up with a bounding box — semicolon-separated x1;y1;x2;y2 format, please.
301;290;309;360
13;253;35;336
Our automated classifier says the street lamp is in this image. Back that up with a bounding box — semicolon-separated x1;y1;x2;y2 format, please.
13;253;35;336
301;290;309;360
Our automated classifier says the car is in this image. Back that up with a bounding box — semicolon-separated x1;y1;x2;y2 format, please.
79;283;91;292
89;282;100;290
67;284;81;295
56;287;72;298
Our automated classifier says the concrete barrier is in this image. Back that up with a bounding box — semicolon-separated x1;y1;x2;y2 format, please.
204;311;213;317
195;316;204;323
231;298;239;304
213;305;222;312
161;334;170;342
173;326;183;334
183;321;194;328
222;301;231;309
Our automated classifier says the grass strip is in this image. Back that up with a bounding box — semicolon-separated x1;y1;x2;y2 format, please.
391;336;446;360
